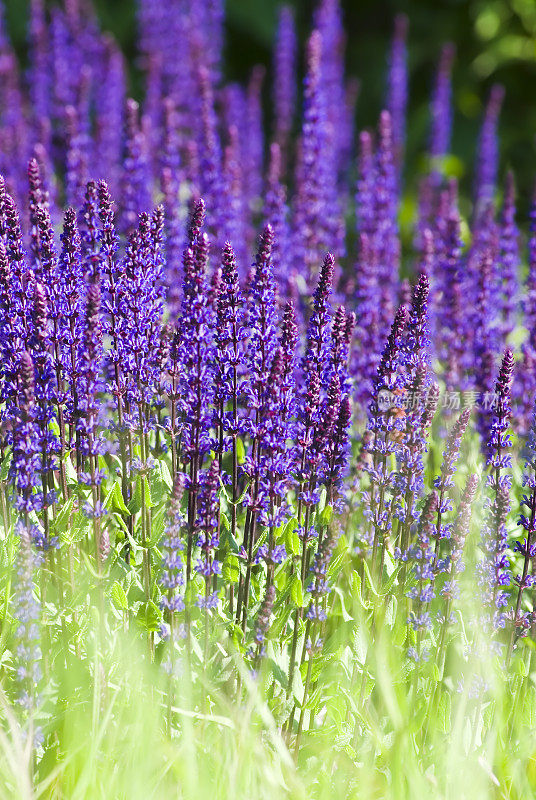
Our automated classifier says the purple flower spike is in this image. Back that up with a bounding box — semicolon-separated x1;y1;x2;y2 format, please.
404;491;439;643
474;84;504;215
264;142;290;291
293;30;333;285
244;66;265;212
13;522;43;742
356;130;376;239
477;349;514;633
10;352;41;517
487;349;514;466
429;43;455;179
363;304;409;561
195;460;221;588
375;110;400;336
330;305;354;395
353;231;382;413
160;475;186;615
307;526;338;629
214;241;244;453
304;252;335;385
197;64;224;251
244;225;278;424
278;300;298;429
497;170;519;342
473;249;498;449
273;6;297;164
121;98;151;236
64;104;88;210
255;345;294;533
30;281;59;509
75;278;103;459
516;183;536;435
314;0;347;178
436;198;465;390
386;14;408;166
95;40;125;197
28;157;50;270
325;394;352;507
512;406;536;641
253;584;276;656
392;274;432;527
180;199;215;466
449;474;478;580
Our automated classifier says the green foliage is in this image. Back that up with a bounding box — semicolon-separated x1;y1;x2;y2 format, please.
0;426;535;799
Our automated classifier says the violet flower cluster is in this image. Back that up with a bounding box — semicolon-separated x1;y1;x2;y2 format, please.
1;0;536;725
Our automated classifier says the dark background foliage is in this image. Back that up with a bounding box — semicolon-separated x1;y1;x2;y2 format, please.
4;0;536;210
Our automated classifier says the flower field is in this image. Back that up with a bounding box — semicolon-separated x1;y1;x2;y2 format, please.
0;1;535;798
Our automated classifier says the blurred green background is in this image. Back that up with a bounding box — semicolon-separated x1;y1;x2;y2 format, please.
3;0;536;210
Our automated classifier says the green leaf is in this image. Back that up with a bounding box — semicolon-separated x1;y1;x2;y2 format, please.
111;581;128;611
128;477;143;515
327;548;348;582
227;622;243;648
0;448;12;481
125;526;141;554
332;587;352;622
149;476;166;508
54;496;75;537
144;477;153;509
112;512;129;539
223;554;240;583
220;521;240;554
49;418;60;438
274;568;288;592
159;461;172;490
184;575;205;605
522;685;536;727
64;455;79;486
384;594;397;628
281;516;298;538
290;575;304;607
383;548;396;577
233;482;251;507
352;627;368;665
285;521;301;557
148;506;166;547
114;483;130;515
318;504;333;527
379;565;400;597
438;690;451;734
408;703;427;735
351;572;370;611
81;550;105;580
394;618;407;647
219;476;250;507
269;602;294;640
268;659;288;690
138;600;162;632
362;560;380;598
105;482;130;516
236;437;245;465
63;510;91;544
317;486;327;514
513;655;528;677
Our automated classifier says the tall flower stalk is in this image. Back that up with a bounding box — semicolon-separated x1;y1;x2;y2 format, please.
477;350;514;635
236;225;278;629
